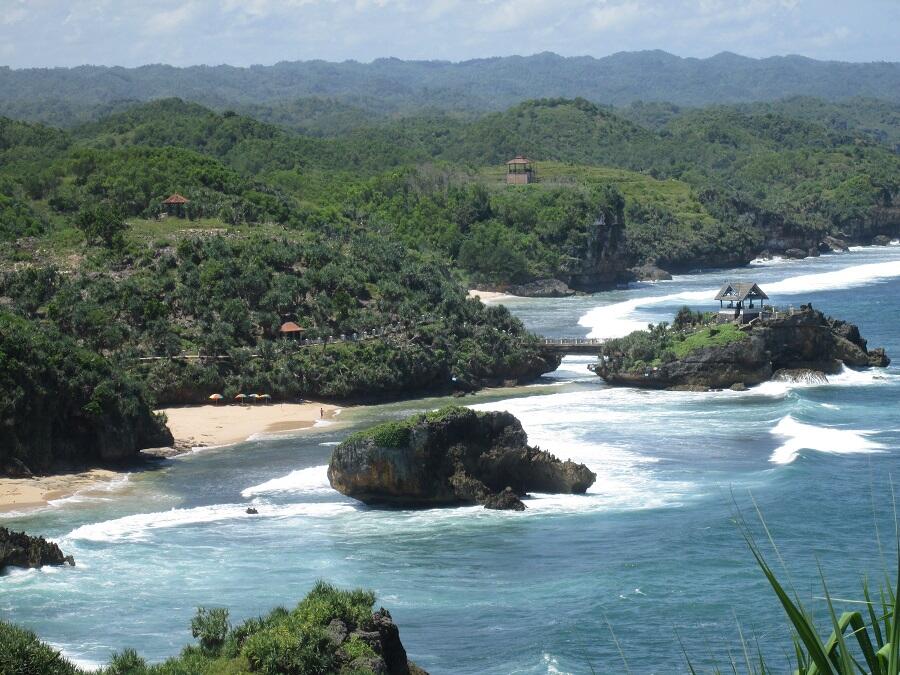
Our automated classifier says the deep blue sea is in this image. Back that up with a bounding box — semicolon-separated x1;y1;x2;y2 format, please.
3;245;900;674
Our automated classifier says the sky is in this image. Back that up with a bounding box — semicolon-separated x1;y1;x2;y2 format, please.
1;0;898;69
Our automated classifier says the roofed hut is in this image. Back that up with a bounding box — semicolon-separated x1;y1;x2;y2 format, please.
506;155;535;185
715;282;769;323
162;193;190;218
279;321;305;339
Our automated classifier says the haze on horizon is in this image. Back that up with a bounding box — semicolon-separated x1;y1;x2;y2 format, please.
1;0;898;70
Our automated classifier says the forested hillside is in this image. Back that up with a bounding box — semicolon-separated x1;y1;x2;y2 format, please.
1;89;899;473
3;51;900;128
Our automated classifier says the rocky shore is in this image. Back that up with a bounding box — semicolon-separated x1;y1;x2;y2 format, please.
328;406;595;510
0;527;74;571
592;307;890;391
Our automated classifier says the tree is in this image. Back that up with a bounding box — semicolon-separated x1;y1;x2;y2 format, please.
73;203;127;248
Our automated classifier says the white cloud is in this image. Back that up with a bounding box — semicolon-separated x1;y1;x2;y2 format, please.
589;2;642;30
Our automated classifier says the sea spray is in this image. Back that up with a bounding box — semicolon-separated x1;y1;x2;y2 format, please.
768;415;883;465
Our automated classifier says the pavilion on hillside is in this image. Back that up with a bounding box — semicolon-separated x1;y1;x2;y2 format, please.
715;282;770;323
279;321;305;339
506;155;535;185
162;193;190;218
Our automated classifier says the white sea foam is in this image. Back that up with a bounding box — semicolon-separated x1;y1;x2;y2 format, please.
470;393;696;513
241;465;331;497
64;500;355;543
769;415;884;465
578;259;900;339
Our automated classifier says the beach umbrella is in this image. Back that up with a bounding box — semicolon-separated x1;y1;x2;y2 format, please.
247;393;259;404
234;393;247;404
208;393;223;405
259;394;271;405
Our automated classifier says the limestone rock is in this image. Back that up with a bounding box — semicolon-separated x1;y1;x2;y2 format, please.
328;408;596;510
873;235;893;246
507;278;575;298
821;235;849;252
0;528;74;571
592;307;889;391
629;263;673;281
784;248;808;259
482;487;526;511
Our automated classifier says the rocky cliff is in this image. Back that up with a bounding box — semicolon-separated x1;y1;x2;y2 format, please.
592;307;890;390
328;407;595;510
0;527;74;571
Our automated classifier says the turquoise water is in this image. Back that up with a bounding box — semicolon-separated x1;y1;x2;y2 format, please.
3;245;900;673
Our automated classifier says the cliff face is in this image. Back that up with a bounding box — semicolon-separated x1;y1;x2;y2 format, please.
328;407;595;510
0;528;74;571
592;307;890;390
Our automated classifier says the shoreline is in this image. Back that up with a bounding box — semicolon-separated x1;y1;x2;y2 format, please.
0;402;340;515
468;289;518;304
0;469;123;514
158;401;341;449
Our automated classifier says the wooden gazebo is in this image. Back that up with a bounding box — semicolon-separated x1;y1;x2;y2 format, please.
279;321;305;339
715;282;769;322
162;193;190;218
506;155;535;185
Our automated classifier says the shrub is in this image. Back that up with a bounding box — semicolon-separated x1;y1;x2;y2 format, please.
104;648;147;674
191;607;230;655
0;620;83;675
241;622;334;675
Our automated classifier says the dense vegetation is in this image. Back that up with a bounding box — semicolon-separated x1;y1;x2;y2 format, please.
0;582;423;674
343;405;471;448
1;76;899;472
3;52;900;127
0;312;171;475
597;308;748;372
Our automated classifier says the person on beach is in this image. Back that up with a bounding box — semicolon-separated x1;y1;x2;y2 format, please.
320;407;324;419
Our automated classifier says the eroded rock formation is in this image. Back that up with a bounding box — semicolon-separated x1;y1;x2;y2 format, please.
592;306;890;391
328;407;595;510
0;527;74;571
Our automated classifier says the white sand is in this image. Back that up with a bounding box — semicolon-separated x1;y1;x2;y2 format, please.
0;469;121;513
468;289;517;304
157;402;340;448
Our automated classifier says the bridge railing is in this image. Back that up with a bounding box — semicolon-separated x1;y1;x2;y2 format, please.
540;337;606;346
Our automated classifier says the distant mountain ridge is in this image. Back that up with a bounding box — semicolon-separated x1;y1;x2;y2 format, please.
2;51;899;120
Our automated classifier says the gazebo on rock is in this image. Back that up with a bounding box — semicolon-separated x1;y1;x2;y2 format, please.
715;282;769;323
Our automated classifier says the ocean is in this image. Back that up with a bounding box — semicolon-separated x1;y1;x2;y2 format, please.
3;244;900;673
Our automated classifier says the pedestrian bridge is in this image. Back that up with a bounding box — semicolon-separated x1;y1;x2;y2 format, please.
539;337;606;355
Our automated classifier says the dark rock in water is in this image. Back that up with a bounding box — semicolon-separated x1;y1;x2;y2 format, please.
784;248;808;259
507;278;575;298
482;487;526;511
873;234;893;246
629;263;672;281
0;527;74;571
821;235;849;252
868;347;891;367
593;307;889;391
730;382;748;391
245;507;258;515
328;407;596;510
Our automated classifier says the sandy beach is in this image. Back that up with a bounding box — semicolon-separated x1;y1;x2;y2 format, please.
0;469;122;513
468;289;517;304
0;402;340;514
158;401;340;449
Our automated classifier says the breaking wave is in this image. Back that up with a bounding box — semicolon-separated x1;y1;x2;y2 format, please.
578;259;900;339
769;416;883;465
241;465;331;498
64;500;356;543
